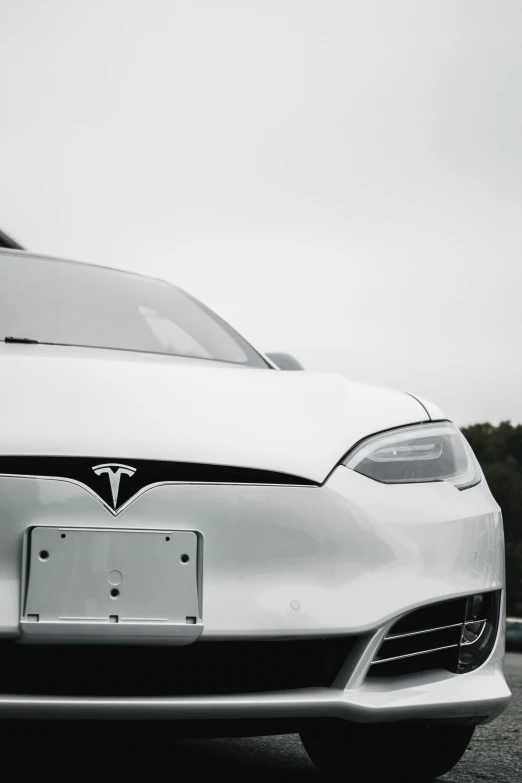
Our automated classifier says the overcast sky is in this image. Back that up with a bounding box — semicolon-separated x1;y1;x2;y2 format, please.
1;1;521;426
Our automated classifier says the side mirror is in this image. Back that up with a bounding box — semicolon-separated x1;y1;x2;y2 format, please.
265;352;304;370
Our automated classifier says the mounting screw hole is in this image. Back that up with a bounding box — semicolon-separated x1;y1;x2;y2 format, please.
61;533;66;539
39;550;49;561
110;588;120;598
165;536;170;542
180;554;190;564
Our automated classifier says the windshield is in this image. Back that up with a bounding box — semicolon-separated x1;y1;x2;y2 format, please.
0;255;268;368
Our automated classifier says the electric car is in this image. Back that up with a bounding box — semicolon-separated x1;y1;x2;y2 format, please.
0;249;510;780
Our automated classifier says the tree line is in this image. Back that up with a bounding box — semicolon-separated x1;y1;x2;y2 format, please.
462;421;522;616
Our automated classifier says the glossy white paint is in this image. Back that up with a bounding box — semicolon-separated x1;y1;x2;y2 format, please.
0;665;510;723
0;468;510;720
0;467;504;639
0;343;429;482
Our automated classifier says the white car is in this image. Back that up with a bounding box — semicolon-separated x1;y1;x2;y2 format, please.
0;249;511;780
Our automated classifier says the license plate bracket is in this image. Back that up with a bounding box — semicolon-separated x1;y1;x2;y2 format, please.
21;527;202;644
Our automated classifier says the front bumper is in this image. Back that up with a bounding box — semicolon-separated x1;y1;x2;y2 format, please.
0;662;510;724
0;465;511;722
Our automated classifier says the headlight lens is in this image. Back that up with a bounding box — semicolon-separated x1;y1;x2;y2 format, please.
343;422;481;489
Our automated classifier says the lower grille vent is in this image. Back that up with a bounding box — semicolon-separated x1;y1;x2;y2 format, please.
0;637;357;698
368;591;501;678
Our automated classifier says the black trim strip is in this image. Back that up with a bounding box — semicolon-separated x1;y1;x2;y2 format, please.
0;456;316;514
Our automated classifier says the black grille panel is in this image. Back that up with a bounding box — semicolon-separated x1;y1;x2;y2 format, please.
0;637;356;697
0;456;316;513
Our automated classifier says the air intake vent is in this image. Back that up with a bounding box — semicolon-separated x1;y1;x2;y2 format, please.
368;591;501;678
0;637;357;697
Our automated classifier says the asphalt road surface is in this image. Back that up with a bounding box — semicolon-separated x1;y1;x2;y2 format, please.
21;653;522;780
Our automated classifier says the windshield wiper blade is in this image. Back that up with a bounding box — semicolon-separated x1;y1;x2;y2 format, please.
4;336;40;344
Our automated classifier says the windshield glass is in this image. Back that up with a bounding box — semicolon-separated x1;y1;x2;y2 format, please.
0;255;268;368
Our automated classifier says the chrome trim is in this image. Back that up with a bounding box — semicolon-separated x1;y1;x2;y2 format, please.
0;473;315;516
461;620;488;647
386;622;462;640
386;618;487;641
372;643;459;665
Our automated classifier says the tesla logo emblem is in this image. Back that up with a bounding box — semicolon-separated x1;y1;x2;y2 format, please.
92;463;136;509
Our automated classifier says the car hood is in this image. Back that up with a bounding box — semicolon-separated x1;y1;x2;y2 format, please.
0;344;430;483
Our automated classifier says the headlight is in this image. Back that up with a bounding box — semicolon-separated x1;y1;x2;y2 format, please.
343;422;481;489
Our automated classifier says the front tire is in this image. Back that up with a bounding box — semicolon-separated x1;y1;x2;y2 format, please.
300;720;475;781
